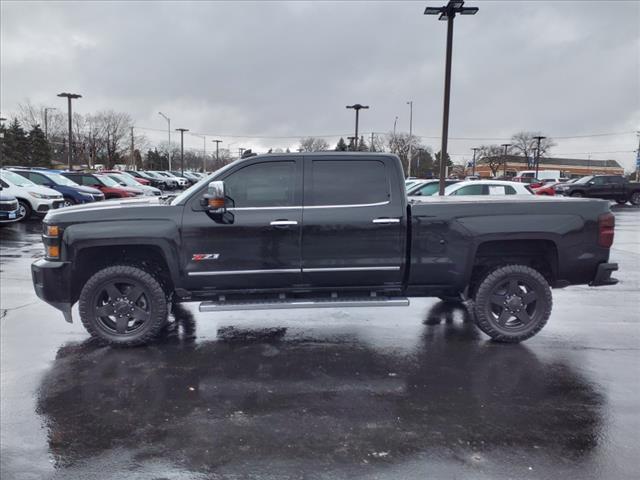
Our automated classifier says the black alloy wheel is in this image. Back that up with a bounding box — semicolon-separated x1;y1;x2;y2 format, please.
79;265;168;346
473;264;552;343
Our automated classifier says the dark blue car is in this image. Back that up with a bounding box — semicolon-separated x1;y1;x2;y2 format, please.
11;169;104;206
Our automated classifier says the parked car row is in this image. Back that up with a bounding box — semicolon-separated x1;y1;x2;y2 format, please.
405;174;640;205
0;167;208;223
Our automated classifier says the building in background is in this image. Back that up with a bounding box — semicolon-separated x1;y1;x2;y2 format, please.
474;155;624;179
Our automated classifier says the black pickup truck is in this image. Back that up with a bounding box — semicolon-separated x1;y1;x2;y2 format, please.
555;175;640;205
32;153;618;346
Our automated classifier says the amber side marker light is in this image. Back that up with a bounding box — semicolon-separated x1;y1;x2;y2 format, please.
46;225;59;237
47;245;60;258
208;198;225;208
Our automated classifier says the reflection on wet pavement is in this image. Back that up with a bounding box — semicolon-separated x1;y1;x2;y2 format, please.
1;211;639;479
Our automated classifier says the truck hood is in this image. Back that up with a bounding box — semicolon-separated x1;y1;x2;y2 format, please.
44;196;172;225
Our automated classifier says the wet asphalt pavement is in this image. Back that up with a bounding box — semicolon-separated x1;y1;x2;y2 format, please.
1;207;639;480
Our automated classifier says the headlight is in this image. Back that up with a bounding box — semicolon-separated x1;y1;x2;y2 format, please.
29;191;45;198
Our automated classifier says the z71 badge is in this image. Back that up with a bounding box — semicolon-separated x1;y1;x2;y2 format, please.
191;253;220;261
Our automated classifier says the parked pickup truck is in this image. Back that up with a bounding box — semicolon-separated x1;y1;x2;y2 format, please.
555;175;640;205
32;153;618;346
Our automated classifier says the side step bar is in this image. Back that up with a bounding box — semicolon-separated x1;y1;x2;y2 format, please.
199;296;410;312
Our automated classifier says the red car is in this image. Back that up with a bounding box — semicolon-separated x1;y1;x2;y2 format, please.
513;176;544;189
533;182;559;196
61;172;144;199
102;170;150;186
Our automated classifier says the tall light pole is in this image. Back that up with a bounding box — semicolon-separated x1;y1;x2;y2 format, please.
471;147;480;176
346;104;369;150
425;0;479;195
407;100;414;178
501;143;511;177
533;135;546;177
0;117;6;167
212;139;222;167
57;92;82;170
175;128;189;175
43;107;56;139
158;112;172;170
191;133;207;172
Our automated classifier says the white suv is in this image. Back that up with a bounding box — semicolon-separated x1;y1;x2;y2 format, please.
0;169;64;220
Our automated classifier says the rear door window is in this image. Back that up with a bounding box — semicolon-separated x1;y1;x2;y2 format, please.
308;160;388;206
488;185;507;195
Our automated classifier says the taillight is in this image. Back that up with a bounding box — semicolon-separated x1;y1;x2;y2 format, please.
598;212;615;248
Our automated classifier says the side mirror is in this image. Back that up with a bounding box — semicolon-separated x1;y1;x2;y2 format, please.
588;181;595;186
200;181;226;214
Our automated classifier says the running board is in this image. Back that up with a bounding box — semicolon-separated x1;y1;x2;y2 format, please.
199;296;410;312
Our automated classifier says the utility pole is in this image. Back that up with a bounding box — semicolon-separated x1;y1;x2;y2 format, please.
533;135;546;178
130;127;135;168
635;131;640;182
407;100;414;178
425;0;479;195
43;107;56;140
346;104;369;150
0;117;5;167
57;93;82;170
370;132;375;152
212;139;222;167
175;128;189;175
471;147;480;176
501;143;511;177
238;147;245;158
158;112;172;170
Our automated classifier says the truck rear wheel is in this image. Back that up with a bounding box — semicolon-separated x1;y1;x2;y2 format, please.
473;264;552;343
631;192;640;206
79;265;168;346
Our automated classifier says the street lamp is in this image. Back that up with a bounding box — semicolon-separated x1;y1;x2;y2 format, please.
501;143;512;177
57;92;82;170
158;112;172;170
43;107;56;139
346;104;369;150
424;0;478;195
533;135;546;177
175;128;189;175
212;139;222;167
471;147;480;176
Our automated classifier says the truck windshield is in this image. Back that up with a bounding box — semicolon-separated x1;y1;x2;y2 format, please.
170;159;242;206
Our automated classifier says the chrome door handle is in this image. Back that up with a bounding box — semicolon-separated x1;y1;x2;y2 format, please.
372;218;400;224
270;220;298;226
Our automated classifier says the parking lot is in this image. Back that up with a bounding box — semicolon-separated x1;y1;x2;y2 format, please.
0;206;638;479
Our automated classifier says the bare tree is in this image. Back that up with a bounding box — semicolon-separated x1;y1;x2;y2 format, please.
298;137;329;152
477;145;505;177
510;131;555;161
387;132;422;175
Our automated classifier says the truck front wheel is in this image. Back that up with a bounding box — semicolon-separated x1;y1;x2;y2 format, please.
79;265;169;346
473;265;552;343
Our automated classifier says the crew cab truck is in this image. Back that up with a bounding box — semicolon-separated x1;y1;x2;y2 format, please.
32;153;618;346
556;175;640;205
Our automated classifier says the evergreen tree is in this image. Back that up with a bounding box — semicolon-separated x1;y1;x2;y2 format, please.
335;137;347;151
27;125;52;167
357;135;368;152
285;148;291;153
2;119;29;165
434;151;453;175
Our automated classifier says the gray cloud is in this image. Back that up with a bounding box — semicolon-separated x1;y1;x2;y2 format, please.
1;1;638;167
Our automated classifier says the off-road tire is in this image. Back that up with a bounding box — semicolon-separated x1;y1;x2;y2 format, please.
473;264;552;343
79;265;168;346
615;199;628;205
630;192;640;206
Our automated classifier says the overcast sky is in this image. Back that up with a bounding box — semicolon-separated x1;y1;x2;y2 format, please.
1;1;639;169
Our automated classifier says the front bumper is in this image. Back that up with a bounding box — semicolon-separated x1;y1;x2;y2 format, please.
590;262;619;287
31;258;74;322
